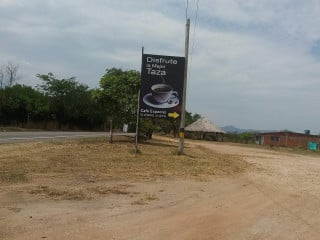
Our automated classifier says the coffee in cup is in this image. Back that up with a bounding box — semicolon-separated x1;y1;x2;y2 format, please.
151;83;177;103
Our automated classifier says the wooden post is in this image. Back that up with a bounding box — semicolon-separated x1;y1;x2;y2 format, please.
109;120;113;143
135;90;141;153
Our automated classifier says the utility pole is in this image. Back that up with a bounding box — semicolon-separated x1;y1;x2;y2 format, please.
178;18;190;154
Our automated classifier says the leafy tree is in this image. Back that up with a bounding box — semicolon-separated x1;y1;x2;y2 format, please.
0;84;46;125
240;132;254;144
138;111;201;139
98;68;140;128
37;73;97;129
185;111;201;126
84;89;107;129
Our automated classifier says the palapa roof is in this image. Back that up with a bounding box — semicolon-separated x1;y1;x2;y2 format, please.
185;117;226;134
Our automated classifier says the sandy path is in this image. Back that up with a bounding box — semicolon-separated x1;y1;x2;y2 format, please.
1;140;320;239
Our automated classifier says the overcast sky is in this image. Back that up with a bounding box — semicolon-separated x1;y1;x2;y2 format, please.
1;0;320;133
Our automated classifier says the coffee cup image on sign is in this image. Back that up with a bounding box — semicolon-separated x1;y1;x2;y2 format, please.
143;83;179;108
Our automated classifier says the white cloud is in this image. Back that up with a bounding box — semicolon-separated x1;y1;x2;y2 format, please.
186;15;320;131
1;0;320;132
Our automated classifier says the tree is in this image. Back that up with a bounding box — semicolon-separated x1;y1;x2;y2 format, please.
240;132;254;144
0;84;46;125
97;68;204;136
98;68;140;128
3;62;19;87
185;111;201;126
0;67;4;88
37;73;97;129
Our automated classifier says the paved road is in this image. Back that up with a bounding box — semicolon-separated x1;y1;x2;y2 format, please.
0;131;109;144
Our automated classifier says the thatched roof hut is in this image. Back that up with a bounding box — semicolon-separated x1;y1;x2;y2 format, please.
185;117;225;140
186;117;225;133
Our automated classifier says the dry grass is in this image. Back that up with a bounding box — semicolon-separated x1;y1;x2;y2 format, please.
131;193;159;205
28;184;137;200
29;185;88;200
0;137;250;184
90;185;133;195
0;137;252;200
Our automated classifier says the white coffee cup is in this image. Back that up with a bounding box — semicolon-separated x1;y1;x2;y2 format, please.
151;84;177;103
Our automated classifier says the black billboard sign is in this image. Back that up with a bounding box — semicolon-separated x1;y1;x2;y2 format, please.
139;53;185;119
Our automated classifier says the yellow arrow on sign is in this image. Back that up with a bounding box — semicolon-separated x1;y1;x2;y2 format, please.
168;112;180;119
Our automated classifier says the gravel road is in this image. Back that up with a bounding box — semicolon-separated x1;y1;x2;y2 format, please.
1;139;320;239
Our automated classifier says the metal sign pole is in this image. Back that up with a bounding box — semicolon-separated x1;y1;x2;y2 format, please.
135;47;144;153
178;18;190;154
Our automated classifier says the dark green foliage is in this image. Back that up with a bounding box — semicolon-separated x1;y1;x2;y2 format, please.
0;73;105;130
239;132;254;144
0;84;48;125
185;112;201;126
98;68;140;128
138;112;201;139
223;132;255;144
37;73;104;129
0;68;201;133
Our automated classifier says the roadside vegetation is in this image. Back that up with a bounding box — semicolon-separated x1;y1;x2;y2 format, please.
0;66;200;137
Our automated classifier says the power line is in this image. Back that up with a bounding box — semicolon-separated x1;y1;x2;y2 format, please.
191;0;199;58
188;0;199;83
186;0;189;19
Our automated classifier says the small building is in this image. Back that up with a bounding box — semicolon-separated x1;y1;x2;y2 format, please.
185;117;226;141
255;131;319;148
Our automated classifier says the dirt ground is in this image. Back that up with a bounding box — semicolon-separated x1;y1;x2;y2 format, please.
1;137;320;239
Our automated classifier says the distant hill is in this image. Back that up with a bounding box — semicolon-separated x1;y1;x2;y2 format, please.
222;125;275;134
222;125;247;134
